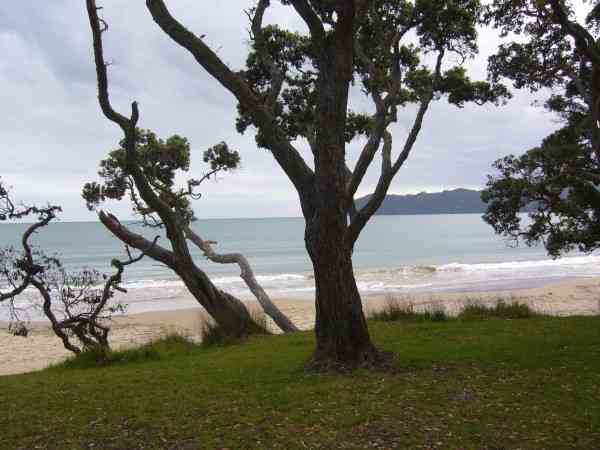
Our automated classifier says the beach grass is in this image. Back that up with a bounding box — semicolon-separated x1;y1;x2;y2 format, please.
369;296;538;322
2;316;600;449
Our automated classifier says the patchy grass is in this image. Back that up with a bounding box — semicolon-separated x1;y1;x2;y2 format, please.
52;334;201;370
369;297;449;322
2;317;600;449
370;296;539;323
458;299;538;320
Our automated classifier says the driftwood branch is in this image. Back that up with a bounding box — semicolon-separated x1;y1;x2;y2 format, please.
185;226;298;333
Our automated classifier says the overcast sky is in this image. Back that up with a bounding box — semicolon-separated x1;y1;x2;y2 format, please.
0;1;558;221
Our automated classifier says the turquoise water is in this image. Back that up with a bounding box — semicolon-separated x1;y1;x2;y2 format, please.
2;214;599;316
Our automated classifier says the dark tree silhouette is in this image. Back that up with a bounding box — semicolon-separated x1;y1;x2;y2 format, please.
0;180;145;355
483;0;600;257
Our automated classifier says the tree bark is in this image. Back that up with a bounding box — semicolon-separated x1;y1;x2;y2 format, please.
305;221;382;370
185;226;299;333
300;2;385;369
99;212;263;338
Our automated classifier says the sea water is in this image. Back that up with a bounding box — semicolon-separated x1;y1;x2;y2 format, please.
1;214;599;317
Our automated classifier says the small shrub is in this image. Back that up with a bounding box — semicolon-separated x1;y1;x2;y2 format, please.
459;299;537;320
430;308;449;322
200;309;269;348
369;297;448;323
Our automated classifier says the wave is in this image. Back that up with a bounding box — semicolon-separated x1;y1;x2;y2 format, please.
437;254;600;273
120;273;308;290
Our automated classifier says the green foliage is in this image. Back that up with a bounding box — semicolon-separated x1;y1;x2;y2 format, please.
238;0;509;148
482;0;600;257
83;130;240;226
371;297;538;322
482;128;600;256
439;66;510;106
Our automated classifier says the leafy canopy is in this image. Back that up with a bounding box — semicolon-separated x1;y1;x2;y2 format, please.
83;130;240;226
238;0;509;150
482;0;600;257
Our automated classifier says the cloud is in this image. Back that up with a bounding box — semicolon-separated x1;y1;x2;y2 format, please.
0;2;556;221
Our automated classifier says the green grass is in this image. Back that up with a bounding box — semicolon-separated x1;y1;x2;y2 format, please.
458;299;538;320
369;299;449;322
370;297;538;323
51;334;201;370
2;316;600;449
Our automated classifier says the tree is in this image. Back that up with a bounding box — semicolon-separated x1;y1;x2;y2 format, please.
0;180;141;356
136;0;508;369
83;2;297;336
482;0;600;257
83;131;298;333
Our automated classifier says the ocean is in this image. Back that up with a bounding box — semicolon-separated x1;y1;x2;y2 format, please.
1;214;600;318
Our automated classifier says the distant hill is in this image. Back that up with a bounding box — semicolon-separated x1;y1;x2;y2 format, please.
355;188;496;215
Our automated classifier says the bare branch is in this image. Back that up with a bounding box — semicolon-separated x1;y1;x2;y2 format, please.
347;50;445;245
99;211;177;270
86;0;178;232
250;0;284;110
185;226;298;333
145;0;315;196
347;23;417;199
286;0;325;46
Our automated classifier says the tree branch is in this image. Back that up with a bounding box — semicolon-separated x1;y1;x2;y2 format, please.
99;211;177;269
185;226;298;333
145;0;315;196
250;0;284;110
86;0;181;236
347;23;417;199
286;0;325;46
347;50;445;245
547;0;600;65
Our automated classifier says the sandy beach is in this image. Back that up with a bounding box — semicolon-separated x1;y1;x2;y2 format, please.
1;277;599;377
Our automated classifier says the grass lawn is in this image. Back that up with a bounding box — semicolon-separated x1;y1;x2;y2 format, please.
1;316;600;449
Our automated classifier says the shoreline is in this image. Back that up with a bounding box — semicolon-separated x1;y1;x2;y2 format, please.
1;276;599;377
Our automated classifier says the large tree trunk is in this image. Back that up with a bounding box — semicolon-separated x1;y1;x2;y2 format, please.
302;3;383;370
307;242;382;370
304;214;383;370
591;64;600;154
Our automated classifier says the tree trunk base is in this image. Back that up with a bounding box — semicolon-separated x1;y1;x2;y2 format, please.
305;346;394;373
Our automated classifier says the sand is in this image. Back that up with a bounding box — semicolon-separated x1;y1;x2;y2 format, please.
1;277;599;377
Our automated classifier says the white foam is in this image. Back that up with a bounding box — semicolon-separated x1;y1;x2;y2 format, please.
437;255;600;272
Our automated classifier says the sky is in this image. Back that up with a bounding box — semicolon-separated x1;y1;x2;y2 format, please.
0;1;559;221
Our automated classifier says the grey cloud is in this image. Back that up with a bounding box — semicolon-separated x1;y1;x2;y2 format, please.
1;2;556;221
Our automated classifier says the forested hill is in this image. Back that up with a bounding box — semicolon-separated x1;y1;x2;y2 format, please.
355;188;494;215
